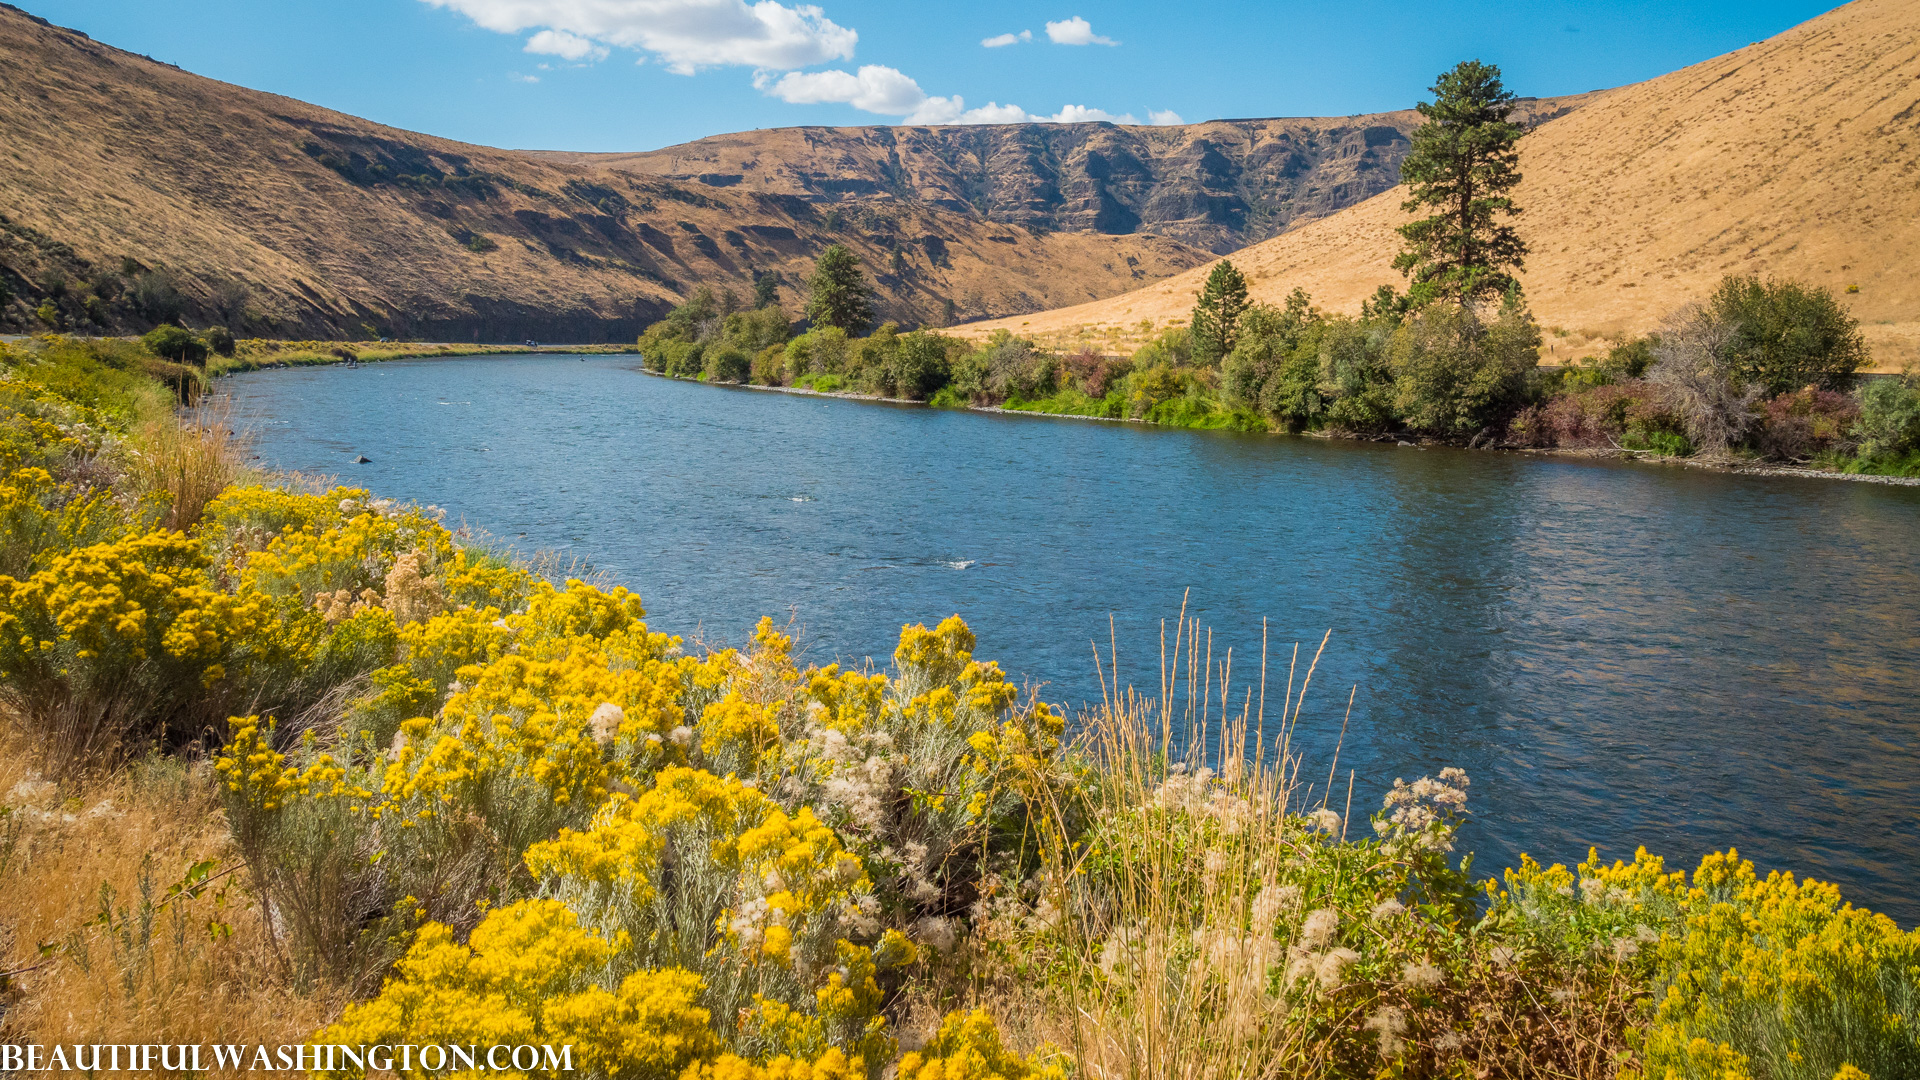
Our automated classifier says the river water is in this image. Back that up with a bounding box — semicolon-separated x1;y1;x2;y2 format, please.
222;354;1920;924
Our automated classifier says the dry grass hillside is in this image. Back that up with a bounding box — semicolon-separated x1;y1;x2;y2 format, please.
960;0;1917;372
0;4;1208;341
538;97;1597;255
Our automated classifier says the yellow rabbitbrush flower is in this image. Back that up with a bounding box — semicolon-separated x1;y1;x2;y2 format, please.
317;899;718;1080
896;1010;1067;1080
1635;849;1920;1080
0;465;128;577
680;1050;866;1080
213;716;297;811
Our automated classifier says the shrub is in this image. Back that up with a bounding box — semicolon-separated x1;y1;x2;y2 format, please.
1060;349;1130;398
1316;317;1397;433
1648;305;1761;456
705;346;751;384
1126;363;1189;418
1853;368;1920;460
131;270;186;324
1388;299;1540;438
1708;275;1868;395
882;331;952;400
1755;387;1859;461
985;335;1057;402
784;327;850;380
1509;380;1685;451
751;344;787;386
0;530;275;774
200;325;236;357
141;325;208;366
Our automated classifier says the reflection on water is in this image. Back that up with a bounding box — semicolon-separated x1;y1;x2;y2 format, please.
224;355;1920;925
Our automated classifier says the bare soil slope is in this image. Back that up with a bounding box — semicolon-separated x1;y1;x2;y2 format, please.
961;0;1917;371
0;5;1208;340
538;98;1597;255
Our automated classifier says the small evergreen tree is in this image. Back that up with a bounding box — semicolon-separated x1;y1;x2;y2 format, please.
805;244;875;335
1392;61;1528;307
1190;260;1250;364
752;271;780;310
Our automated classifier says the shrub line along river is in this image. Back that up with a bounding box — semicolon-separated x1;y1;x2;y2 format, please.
224;353;1920;925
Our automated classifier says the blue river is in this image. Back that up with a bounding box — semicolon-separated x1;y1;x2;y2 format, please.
222;354;1920;924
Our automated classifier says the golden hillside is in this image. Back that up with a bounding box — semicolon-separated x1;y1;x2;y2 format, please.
959;0;1916;371
0;5;1208;340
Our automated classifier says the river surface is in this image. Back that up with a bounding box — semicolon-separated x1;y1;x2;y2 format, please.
222;354;1920;924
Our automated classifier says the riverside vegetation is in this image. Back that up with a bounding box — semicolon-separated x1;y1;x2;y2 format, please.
2;334;1918;1078
640;59;1917;480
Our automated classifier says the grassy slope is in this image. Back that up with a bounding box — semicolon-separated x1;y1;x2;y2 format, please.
956;0;1920;372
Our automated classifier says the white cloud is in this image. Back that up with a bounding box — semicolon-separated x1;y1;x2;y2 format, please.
1148;108;1184;125
1051;104;1134;124
508;71;541;82
980;29;1031;47
524;28;608;60
1045;16;1117;46
422;0;857;74
759;64;926;113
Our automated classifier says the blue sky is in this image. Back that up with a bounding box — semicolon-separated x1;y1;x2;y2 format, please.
23;0;1837;152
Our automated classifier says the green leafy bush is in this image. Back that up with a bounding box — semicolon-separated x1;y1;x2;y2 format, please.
1389;299;1541;438
1708;275;1867;395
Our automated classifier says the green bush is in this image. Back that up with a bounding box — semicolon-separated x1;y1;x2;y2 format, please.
1708;275;1867;395
200;325;236;357
883;330;953;400
703;345;750;383
750;344;786;385
1853;369;1920;460
142;324;209;365
783;325;850;380
1388;299;1541;438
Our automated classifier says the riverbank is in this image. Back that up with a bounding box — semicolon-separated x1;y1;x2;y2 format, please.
652;368;1920;486
211;338;641;375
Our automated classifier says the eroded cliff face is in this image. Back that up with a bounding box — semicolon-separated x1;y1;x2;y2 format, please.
562;97;1597;255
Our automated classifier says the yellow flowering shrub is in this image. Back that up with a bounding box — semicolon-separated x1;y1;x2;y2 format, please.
0;529;274;768
1636;850;1920;1080
678;1051;865;1080
319;899;718;1079
0;465;127;577
895;1010;1067;1080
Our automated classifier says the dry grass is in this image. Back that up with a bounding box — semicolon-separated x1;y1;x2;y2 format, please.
957;0;1920;372
0;717;345;1053
122;401;245;533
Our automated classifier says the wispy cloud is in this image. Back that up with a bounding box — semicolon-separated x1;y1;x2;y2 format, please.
981;29;1032;48
508;71;540;83
1045;16;1118;46
1148;108;1184;125
421;0;857;74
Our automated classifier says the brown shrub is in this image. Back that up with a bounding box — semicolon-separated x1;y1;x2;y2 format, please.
1754;387;1860;461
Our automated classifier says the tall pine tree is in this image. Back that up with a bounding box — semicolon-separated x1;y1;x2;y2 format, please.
1392;61;1528;307
805;244;875;334
1189;260;1250;364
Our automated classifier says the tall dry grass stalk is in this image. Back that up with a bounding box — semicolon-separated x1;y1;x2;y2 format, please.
1002;602;1356;1079
0;716;343;1054
125;400;246;533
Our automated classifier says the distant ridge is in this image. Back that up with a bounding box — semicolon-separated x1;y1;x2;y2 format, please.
960;0;1917;371
538;96;1596;255
0;4;1214;340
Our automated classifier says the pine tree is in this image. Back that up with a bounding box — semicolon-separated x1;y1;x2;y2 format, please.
1189;260;1250;364
805;244;875;334
1392;60;1528;307
752;271;780;310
